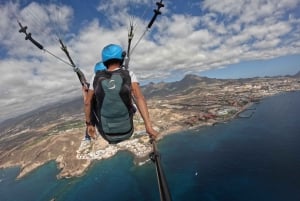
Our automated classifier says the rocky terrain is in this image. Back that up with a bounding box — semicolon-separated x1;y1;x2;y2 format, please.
0;73;299;179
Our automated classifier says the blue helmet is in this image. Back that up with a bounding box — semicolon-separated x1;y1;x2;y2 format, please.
94;61;106;73
101;44;124;63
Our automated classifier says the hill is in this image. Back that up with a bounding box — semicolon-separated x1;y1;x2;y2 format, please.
142;74;221;98
293;70;300;78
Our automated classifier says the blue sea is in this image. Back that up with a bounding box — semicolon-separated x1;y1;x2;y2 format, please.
1;91;300;201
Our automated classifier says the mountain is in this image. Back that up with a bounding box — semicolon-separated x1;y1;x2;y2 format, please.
1;72;299;135
293;70;300;78
142;74;220;98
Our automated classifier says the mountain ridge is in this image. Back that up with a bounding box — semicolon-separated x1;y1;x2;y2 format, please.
1;71;300;135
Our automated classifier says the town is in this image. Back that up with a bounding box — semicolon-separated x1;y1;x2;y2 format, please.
76;74;300;162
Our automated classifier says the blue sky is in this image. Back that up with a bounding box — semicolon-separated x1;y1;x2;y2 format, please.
0;0;300;121
201;54;300;79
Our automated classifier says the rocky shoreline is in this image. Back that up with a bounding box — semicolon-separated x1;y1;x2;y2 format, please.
0;119;192;180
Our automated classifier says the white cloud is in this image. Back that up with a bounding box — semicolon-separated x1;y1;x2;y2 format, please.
0;0;300;122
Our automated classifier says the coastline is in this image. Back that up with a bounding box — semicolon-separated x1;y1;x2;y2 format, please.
0;99;257;180
3;90;298;180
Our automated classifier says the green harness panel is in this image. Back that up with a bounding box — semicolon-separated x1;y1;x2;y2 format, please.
93;69;134;144
101;74;131;133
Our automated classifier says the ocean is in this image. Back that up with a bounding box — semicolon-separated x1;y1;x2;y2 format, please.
1;91;300;201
